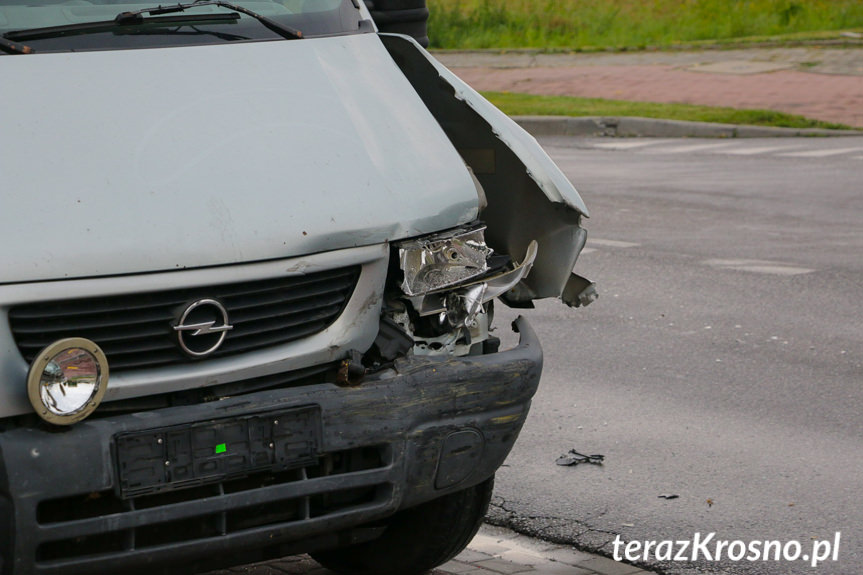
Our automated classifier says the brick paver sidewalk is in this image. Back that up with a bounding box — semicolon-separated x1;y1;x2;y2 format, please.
434;46;863;127
210;525;652;575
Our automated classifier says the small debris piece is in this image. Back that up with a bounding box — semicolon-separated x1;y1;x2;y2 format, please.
336;350;366;386
706;498;714;507
556;449;605;466
658;494;679;500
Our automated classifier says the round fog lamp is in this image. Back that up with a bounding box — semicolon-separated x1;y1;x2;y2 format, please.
27;338;109;425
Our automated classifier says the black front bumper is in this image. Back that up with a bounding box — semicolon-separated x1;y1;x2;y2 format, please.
0;317;542;575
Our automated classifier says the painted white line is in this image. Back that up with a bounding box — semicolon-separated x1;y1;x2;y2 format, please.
705;259;776;266
723;145;802;156
591;139;673;150
704;259;814;276
588;239;640;248
778;147;863;158
579;247;598;255
647;142;737;154
735;265;816;276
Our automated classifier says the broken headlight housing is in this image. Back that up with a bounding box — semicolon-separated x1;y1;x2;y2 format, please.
386;224;537;357
399;226;492;298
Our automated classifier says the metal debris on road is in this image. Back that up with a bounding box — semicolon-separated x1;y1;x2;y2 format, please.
555;449;605;466
658;494;679;500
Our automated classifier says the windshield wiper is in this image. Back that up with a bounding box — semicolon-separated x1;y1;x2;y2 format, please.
118;24;252;42
0;35;34;54
116;1;303;39
4;13;240;42
4;0;302;43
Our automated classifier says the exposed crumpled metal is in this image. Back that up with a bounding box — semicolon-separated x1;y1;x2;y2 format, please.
407;241;538;317
556;449;605;467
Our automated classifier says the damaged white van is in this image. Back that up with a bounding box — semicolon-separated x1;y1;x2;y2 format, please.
0;1;595;573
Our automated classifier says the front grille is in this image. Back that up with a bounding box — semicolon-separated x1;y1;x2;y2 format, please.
9;267;360;371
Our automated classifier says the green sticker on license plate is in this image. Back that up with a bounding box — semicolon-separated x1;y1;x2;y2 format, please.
215;443;227;454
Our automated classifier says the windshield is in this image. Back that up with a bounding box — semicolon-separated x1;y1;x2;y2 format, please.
0;0;368;52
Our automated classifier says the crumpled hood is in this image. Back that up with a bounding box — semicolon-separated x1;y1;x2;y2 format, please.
0;35;478;284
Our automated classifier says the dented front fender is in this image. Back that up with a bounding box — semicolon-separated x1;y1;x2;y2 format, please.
381;34;595;307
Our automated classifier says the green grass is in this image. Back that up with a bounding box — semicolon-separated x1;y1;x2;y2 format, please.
482;92;858;130
428;0;863;50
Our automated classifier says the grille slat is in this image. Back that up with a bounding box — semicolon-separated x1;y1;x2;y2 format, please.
9;267;360;371
9;294;192;320
97;339;181;357
94;351;195;371
223;321;330;354
11;312;175;334
225;277;357;311
228;290;349;318
15;323;177;347
15;330;173;355
232;303;344;330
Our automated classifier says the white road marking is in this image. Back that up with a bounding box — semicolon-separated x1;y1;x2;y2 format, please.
591;140;673;150
723;145;802;156
581;139;863;162
704;259;815;276
647;142;737;154
588;238;640;248
579;247;598;255
705;259;765;266
738;265;817;276
778;147;863;158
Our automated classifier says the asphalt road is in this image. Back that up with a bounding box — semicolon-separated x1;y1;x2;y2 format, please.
488;136;863;575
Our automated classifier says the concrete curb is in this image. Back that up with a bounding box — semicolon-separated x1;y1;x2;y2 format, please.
513;115;863;138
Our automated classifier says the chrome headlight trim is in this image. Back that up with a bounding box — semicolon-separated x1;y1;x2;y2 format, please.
27;337;109;426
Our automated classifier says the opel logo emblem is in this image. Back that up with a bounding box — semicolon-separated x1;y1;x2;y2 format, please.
173;299;234;358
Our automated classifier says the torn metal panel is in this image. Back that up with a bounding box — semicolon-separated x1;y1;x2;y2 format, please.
379;35;588;218
380;34;593;305
556;450;605;467
562;272;599;308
